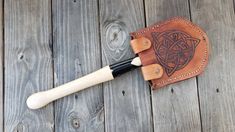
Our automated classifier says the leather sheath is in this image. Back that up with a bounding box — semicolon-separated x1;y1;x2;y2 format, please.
130;17;210;90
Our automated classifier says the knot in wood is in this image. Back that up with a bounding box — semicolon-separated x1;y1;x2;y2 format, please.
71;118;80;129
104;21;129;61
18;53;24;60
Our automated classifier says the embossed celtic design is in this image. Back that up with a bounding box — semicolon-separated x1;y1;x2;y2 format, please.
152;30;200;76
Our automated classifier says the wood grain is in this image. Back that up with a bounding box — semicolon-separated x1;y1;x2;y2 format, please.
4;0;54;131
2;1;235;132
0;0;3;131
144;0;202;131
52;0;104;131
190;0;235;131
99;0;153;131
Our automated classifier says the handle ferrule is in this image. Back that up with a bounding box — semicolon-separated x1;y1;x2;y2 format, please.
110;57;141;77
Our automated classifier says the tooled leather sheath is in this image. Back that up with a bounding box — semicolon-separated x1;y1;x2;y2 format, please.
130;17;210;89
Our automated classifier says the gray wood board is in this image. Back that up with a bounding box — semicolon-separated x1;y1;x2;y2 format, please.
144;0;202;131
0;0;2;131
0;0;3;131
190;0;235;131
52;0;104;131
4;0;54;131
99;0;153;132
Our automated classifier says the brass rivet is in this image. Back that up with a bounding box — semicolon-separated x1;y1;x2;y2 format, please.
155;68;160;74
143;40;149;46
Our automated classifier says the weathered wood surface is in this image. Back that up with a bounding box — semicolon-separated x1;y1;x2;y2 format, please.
0;0;2;131
1;0;235;132
52;0;104;132
4;0;54;131
99;0;153;131
190;0;235;131
145;0;202;131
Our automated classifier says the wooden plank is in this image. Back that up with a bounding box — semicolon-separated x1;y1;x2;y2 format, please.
0;0;3;131
52;0;104;131
144;0;202;131
4;0;54;131
190;0;235;131
99;0;153;131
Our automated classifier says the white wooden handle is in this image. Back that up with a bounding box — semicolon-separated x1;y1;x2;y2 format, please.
27;57;142;110
27;66;114;109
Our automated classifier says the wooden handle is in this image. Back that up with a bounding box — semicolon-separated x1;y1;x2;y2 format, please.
27;66;114;109
26;57;142;109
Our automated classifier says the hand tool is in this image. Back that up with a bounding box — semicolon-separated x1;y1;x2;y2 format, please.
27;17;210;109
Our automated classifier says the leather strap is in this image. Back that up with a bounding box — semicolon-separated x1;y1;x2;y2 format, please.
141;64;163;81
130;37;151;54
